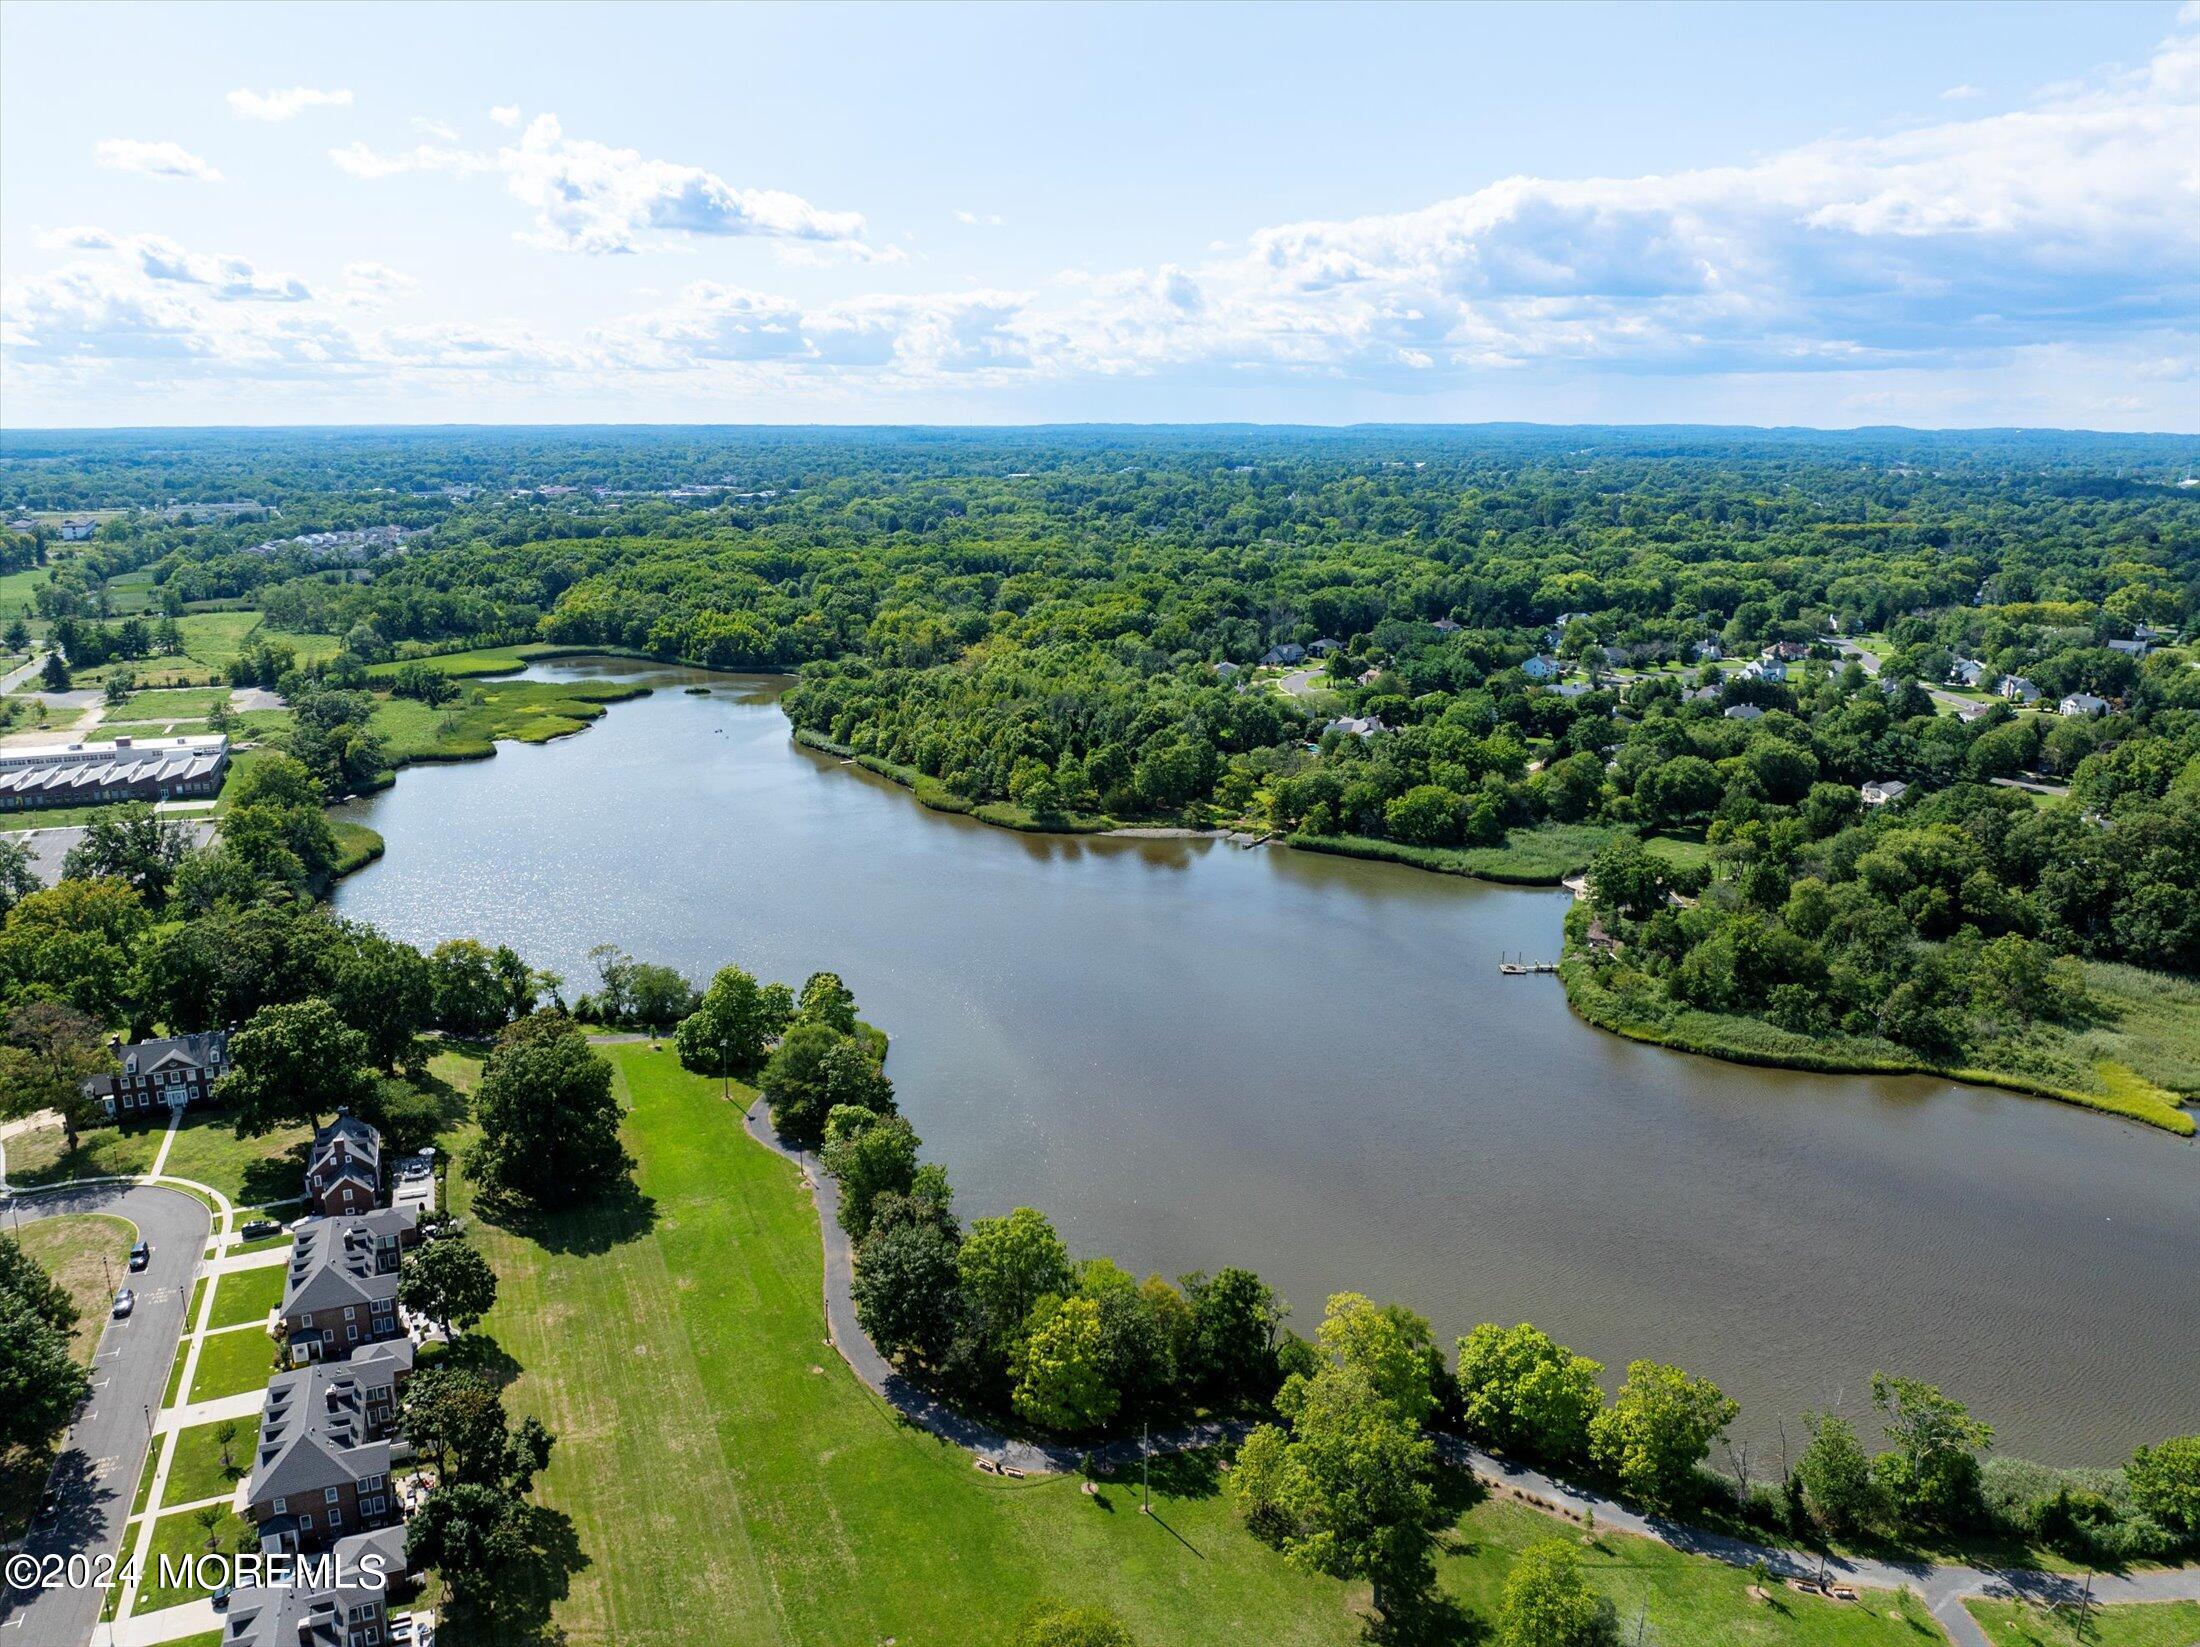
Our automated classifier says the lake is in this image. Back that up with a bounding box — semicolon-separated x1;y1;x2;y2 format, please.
335;660;2198;1465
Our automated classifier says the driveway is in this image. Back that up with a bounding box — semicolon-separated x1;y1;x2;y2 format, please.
0;1182;210;1647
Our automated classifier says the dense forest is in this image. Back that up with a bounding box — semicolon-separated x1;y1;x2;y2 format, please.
5;425;2198;1122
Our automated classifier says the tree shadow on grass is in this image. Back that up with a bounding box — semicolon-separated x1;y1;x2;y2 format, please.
238;1144;309;1207
438;1502;588;1647
475;1177;657;1257
437;1333;523;1390
1145;1448;1223;1502
1363;1574;1482;1647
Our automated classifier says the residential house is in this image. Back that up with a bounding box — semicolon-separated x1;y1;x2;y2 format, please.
1723;704;1766;722
1740;657;1786;684
1685;685;1721;705
1212;661;1241;679
1308;638;1342;657
59;518;96;541
1948;658;1988;688
2000;676;2042;704
1860;779;1909;807
221;1525;407;1647
85;1030;229;1121
245;1397;399;1552
1520;655;1563;682
1323;715;1387;739
2059;692;2110;717
1261;643;1306;666
260;1340;413;1459
1765;641;1812;663
1692;640;1724;663
1431;617;1461;633
1355;667;1384;687
2106;638;2150;658
2134;624;2178;646
1955;701;1996;723
279;1209;419;1364
305;1113;383;1218
1548;682;1591;700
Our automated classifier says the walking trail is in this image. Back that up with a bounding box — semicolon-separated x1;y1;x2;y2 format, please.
740;1098;2200;1645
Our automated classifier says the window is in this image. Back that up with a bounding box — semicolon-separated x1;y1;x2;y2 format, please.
328;1507;343;1526
326;1486;341;1502
272;1497;286;1515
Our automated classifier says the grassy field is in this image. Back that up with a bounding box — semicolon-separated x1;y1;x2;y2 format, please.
115;685;233;720
184;1323;280;1404
453;1043;1949;1647
163;1415;258;1508
0;564;49;617
1965;1597;2200;1647
368;673;651;767
135;1505;256;1610
1560;954;2195;1136
0;1214;137;1541
2;1117;164;1186
4;1110;311;1204
204;1263;286;1330
1284;822;1706;886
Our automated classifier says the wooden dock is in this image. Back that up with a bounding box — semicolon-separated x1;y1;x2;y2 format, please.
1497;952;1559;975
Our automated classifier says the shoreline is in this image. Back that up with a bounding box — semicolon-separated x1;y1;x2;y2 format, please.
327;659;2195;1141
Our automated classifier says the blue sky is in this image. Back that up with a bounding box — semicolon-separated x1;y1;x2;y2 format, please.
3;0;2196;428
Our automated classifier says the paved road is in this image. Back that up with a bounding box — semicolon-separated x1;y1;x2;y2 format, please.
743;1098;2200;1632
1;1181;210;1647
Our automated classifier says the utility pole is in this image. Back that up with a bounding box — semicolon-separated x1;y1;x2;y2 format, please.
2073;1570;2094;1642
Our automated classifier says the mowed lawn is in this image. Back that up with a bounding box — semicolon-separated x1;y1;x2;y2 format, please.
205;1262;286;1330
1967;1598;2200;1647
461;1045;1949;1647
185;1324;278;1404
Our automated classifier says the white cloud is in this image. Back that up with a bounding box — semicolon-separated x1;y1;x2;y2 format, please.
411;117;460;141
488;105;521;128
228;86;354;121
1940;84;1984;101
954;210;1004;227
34;226;118;252
93;139;222;182
332;113;873;256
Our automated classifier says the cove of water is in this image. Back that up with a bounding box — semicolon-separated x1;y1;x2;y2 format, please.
334;660;2198;1465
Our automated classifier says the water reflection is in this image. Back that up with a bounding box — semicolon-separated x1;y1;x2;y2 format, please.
334;659;2198;1464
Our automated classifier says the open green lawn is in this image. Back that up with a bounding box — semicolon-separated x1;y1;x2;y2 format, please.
156;1113;311;1206
205;1263;286;1330
163;1415;258;1508
1966;1597;2200;1647
1288;821;1626;884
368;672;649;768
115;686;233;719
184;1322;279;1404
366;641;579;680
0;565;49;616
135;1505;256;1610
2;1117;164;1187
454;1043;1949;1647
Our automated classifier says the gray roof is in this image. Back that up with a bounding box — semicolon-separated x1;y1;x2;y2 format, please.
308;1112;382;1192
259;1340;413;1460
282;1209;415;1319
223;1525;406;1647
247;1422;390;1508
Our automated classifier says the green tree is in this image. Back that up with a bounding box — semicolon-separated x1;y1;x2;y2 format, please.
39;652;70;691
60;805;191;908
2126;1435;2200;1538
0;876;150;1025
405;1481;533;1613
0;837;37;921
430;939;513;1038
820;1109;921;1241
1796;1411;1879;1536
1588;1359;1739;1511
0;1002;115;1153
1011;1294;1118;1433
329;924;433;1071
1870;1373;1993;1530
1455;1321;1606;1464
1587;836;1667;922
0;1231;78;1335
1232;1363;1435;1619
1182;1267;1283;1407
0;1287;89;1450
673;964;784;1074
219;997;373;1136
796;970;858;1034
399;1238;499;1338
1496;1539;1620;1647
1311;1291;1439;1425
851;1216;963;1367
957;1206;1072;1342
761;1021;890;1146
468;1011;630;1208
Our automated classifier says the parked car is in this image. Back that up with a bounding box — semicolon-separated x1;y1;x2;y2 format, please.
239;1219;281;1240
211;1579;233;1610
129;1240;151;1270
35;1486;62;1525
111;1288;135;1318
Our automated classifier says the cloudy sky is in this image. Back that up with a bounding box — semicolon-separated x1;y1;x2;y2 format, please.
3;0;2196;428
